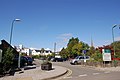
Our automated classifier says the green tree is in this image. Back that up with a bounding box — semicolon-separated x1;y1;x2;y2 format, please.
91;50;103;62
72;42;83;56
111;41;120;58
88;46;95;56
59;47;68;59
67;37;79;53
81;42;89;50
2;47;14;72
67;37;79;57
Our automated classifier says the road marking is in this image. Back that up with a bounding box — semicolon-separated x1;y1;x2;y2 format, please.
104;71;110;74
79;74;87;77
63;76;72;79
93;73;100;75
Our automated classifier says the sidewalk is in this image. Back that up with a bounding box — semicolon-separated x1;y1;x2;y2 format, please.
0;65;68;80
79;65;120;72
95;66;120;72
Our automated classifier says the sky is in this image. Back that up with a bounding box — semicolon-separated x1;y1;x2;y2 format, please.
0;0;120;51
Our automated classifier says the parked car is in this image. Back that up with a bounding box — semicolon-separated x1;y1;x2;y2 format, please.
51;58;63;62
20;56;28;66
13;56;33;68
70;56;90;65
26;56;33;65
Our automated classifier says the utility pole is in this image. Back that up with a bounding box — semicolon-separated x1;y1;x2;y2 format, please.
54;42;56;58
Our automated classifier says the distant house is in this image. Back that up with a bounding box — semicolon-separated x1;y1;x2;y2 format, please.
15;45;32;56
32;49;41;55
13;45;53;56
43;49;52;55
21;48;31;56
31;49;52;56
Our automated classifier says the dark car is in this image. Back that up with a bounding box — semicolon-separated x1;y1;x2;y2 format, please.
51;58;63;62
20;56;28;66
26;56;33;65
13;56;33;68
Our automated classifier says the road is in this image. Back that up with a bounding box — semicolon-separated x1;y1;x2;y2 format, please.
53;61;120;80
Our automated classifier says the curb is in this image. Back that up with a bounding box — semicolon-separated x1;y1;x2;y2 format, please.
41;69;68;80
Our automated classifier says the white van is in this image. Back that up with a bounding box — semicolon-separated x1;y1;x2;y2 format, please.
70;56;90;65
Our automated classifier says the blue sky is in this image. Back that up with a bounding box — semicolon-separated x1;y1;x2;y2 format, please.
0;0;120;51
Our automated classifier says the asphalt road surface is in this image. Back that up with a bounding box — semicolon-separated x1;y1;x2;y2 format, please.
52;61;120;80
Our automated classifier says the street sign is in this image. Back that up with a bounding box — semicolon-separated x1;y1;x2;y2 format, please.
102;49;111;61
82;50;86;54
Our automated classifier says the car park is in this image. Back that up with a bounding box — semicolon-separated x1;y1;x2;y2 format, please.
70;56;90;65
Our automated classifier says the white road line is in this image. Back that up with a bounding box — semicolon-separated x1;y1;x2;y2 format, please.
79;74;87;77
104;71;110;74
63;76;72;79
93;73;100;75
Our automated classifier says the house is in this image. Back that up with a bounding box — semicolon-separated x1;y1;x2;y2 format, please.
31;49;41;55
31;48;52;56
14;45;32;56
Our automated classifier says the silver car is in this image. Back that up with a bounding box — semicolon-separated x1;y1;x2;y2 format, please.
70;56;90;65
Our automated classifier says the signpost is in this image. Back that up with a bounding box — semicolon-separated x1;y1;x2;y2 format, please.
102;49;111;67
83;50;87;63
102;49;111;61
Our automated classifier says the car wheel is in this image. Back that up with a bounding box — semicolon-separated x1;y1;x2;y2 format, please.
74;61;78;65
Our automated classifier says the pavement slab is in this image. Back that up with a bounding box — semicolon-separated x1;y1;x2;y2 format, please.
0;65;67;80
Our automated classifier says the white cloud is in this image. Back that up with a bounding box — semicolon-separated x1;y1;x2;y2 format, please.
57;33;73;42
56;33;73;51
115;37;120;41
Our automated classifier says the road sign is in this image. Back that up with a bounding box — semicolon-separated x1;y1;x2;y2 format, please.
102;49;111;61
82;50;86;54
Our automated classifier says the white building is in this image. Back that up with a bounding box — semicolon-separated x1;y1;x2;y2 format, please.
15;45;32;56
31;48;52;56
15;45;52;56
21;48;31;56
31;49;41;55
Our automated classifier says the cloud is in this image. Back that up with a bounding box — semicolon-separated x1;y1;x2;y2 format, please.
56;33;73;51
95;37;120;47
57;33;73;43
115;37;120;41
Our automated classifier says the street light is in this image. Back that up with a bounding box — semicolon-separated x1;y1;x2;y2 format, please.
112;24;117;56
9;19;21;45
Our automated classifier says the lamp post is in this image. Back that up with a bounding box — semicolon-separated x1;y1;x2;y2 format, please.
112;24;117;56
9;19;21;45
9;19;21;69
54;42;56;58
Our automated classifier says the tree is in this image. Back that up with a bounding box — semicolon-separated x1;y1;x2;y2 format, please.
65;37;90;58
91;50;103;62
111;41;120;58
72;42;83;56
59;47;68;59
67;37;79;57
88;46;95;56
67;37;79;53
2;47;14;73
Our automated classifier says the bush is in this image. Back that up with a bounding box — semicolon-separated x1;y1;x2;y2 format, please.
91;50;103;62
2;47;14;73
32;55;40;59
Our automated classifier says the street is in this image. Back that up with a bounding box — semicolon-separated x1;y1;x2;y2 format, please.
53;61;120;80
